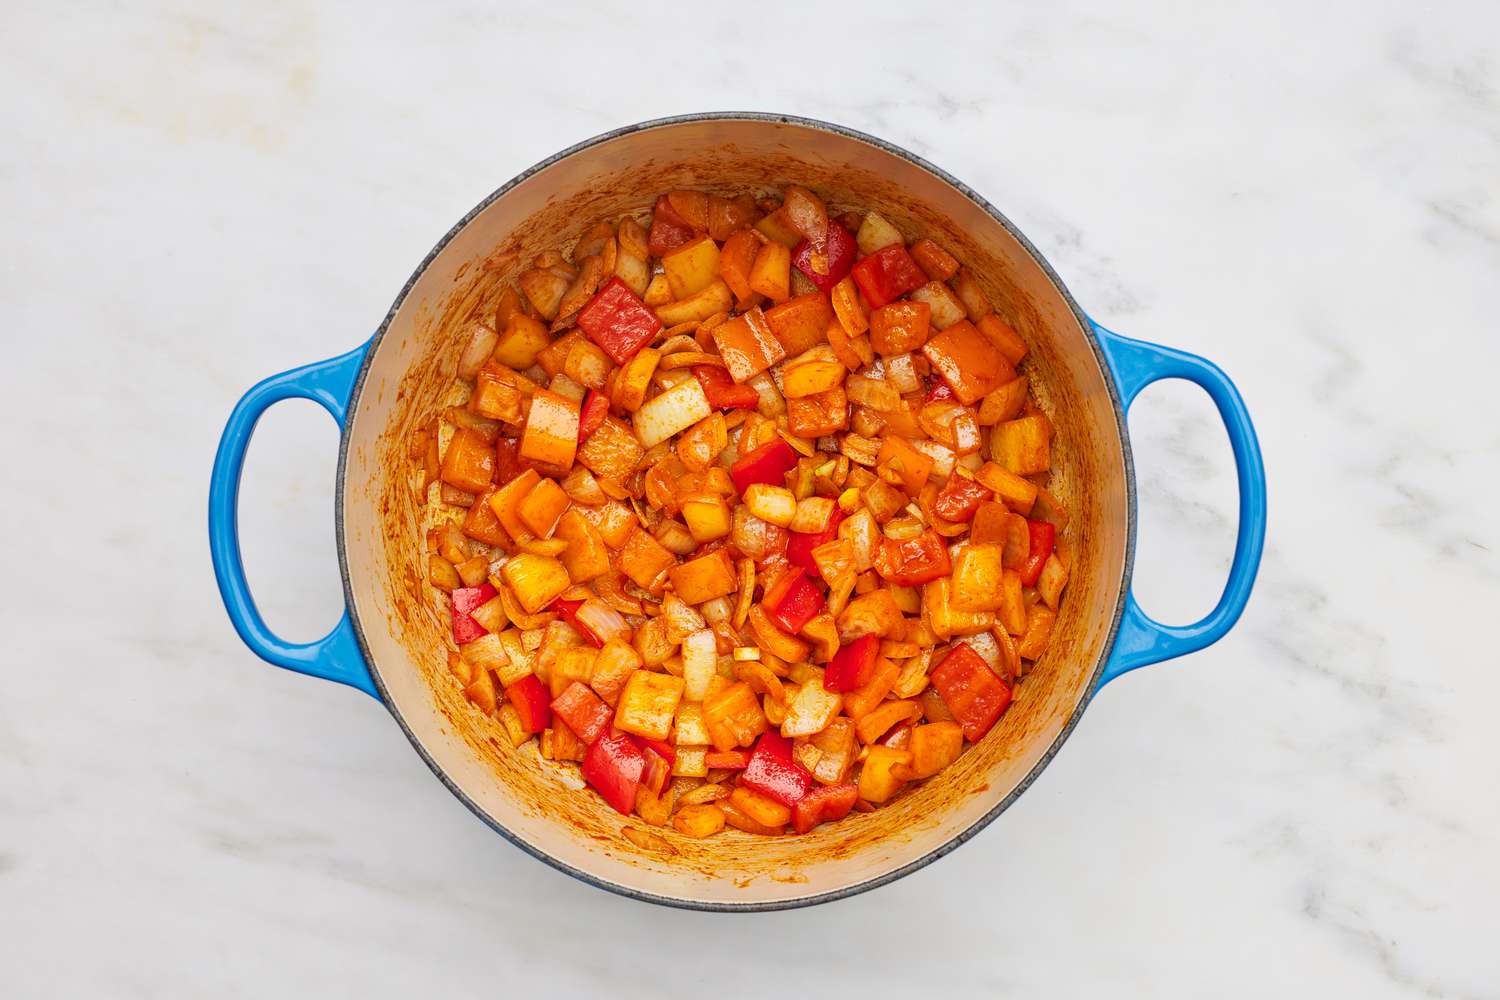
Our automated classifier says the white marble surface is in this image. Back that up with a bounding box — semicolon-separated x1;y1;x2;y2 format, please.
3;1;1497;995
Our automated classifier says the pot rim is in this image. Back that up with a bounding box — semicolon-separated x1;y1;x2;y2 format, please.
334;111;1137;911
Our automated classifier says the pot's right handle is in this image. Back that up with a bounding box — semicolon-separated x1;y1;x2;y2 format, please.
208;341;379;699
1092;322;1267;687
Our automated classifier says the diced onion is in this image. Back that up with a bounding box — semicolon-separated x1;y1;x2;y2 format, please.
575;598;630;645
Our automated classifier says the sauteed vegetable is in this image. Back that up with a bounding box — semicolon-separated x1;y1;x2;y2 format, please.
412;185;1071;840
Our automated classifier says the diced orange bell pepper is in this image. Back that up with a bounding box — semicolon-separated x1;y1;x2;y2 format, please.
908;238;960;281
875;435;933;496
907;721;964;778
719;229;762;305
668;549;738;604
921;320;1013;406
869;300;931;355
858;745;913;803
462;486;511;547
440;427;496;494
841;657;901;720
764;292;836;356
619;526;678;591
703;681;768;751
519;389;581;469
786;386;849;438
873;530;952;586
712;306;786;384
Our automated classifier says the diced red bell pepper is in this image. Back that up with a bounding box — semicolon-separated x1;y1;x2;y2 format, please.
791;782;859;834
692;365;760;410
763;566;826;634
631;734;677;766
504;673;552;734
786;506;846;576
578;389;609;441
547;597;603;647
791;222;856;293
926;380;956;403
576;277;663;365
648;194;697;257
730;437;798;494
627;734;676;796
582;730;647;814
742;730;813;807
639;745;672;797
873;530;952;586
703;750;751;769
850;244;927;308
550;681;613;744
451;583;497;645
1018;519;1056;587
824;634;879;693
930;643;1012;742
932;474;992;523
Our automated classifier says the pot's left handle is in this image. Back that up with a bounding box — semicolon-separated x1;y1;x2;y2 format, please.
208;341;379;699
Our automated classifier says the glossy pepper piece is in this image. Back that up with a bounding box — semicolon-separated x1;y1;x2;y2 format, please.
742;730;813;807
578;389;609;441
932;474;992;523
631;734;677;766
505;674;553;734
576;277;663;365
873;530;952;586
926;380;956;403
785;506;846;577
636;740;673;797
692;364;760;410
647;194;697;257
547;597;602;647
850;244;927;308
1018;519;1056;587
824;634;879;693
929;643;1012;742
703;750;752;769
791;222;856;293
791;782;859;834
582;730;647;814
551;681;614;744
763;566;826;634
730;437;798;494
450;583;497;645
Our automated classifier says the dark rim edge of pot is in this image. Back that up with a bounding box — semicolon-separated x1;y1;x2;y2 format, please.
333;111;1137;912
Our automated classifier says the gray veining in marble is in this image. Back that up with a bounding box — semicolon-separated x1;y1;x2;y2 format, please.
2;1;1497;996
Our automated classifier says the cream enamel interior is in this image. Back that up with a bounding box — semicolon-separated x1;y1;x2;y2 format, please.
339;117;1130;907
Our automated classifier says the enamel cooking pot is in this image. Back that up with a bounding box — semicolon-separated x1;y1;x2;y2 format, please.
209;114;1266;910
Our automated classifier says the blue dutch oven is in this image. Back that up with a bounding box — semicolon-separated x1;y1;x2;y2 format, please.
210;114;1265;909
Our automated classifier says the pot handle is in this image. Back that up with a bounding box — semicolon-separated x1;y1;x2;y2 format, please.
208;341;379;699
1092;322;1266;687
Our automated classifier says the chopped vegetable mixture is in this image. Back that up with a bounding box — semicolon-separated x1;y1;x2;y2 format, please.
414;184;1071;839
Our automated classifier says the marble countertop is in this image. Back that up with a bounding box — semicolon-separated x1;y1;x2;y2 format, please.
3;1;1496;996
